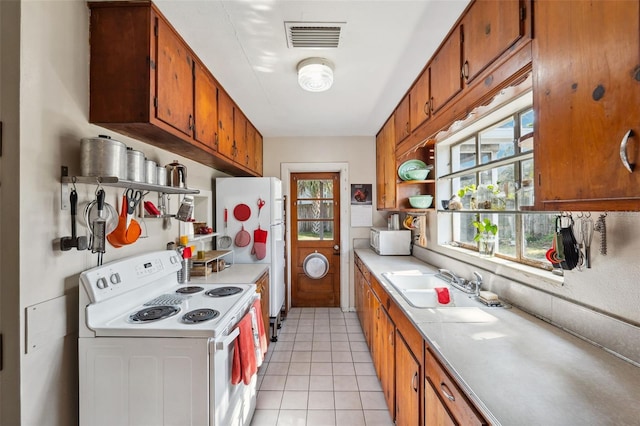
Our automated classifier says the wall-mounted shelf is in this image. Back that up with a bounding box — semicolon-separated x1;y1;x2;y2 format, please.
61;174;200;195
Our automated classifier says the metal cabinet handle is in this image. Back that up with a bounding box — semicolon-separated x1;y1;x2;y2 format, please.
440;382;455;401
461;60;469;80
389;329;394;346
412;372;418;392
619;129;635;172
423;100;430;116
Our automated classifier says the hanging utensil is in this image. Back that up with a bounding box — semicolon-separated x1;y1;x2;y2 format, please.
125;188;143;228
580;214;594;268
218;208;232;249
91;189;107;265
595;213;607;255
61;188;88;251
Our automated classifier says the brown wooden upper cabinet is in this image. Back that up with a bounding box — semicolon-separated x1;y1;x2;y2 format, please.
394;94;411;144
194;61;219;151
155;17;194;137
461;0;525;84
429;25;463;114
376;116;397;210
88;1;262;177
233;107;248;164
533;0;640;211
216;88;235;161
409;69;430;132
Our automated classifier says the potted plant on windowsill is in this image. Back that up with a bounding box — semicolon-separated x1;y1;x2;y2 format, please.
472;218;498;257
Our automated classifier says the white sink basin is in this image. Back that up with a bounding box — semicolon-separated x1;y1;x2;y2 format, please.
381;271;455;308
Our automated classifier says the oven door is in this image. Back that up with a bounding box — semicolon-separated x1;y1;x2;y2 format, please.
209;318;258;426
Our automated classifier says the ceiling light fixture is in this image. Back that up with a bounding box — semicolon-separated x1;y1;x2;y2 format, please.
297;57;334;92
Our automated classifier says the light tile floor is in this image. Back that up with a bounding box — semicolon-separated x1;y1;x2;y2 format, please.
250;307;394;426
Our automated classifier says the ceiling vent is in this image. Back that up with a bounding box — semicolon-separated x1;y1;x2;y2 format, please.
285;21;345;49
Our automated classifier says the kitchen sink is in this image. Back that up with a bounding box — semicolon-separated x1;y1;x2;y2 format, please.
381;271;459;308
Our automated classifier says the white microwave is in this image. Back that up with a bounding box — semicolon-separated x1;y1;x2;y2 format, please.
370;227;412;255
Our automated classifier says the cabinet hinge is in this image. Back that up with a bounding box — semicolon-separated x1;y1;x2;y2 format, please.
520;6;526;21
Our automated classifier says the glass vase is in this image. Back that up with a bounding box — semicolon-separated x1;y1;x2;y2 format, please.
478;236;496;257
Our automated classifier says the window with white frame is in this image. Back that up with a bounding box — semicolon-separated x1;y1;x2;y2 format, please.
436;93;556;270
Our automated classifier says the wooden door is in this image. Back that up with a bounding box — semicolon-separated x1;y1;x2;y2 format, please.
461;0;524;83
246;122;257;171
217;89;234;160
410;68;430;131
430;25;463;113
396;332;420;426
155;17;193;136
534;0;640;210
193;62;218;150
290;172;341;307
394;93;411;143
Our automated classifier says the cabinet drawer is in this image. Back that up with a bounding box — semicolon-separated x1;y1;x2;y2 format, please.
425;348;486;426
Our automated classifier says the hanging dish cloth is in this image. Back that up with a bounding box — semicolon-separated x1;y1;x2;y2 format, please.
231;313;257;386
251;227;268;260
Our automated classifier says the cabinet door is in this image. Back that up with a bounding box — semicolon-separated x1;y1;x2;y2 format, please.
254;130;264;176
534;0;640;209
378;306;395;419
395;332;420;426
425;379;456;426
430;26;463;114
193;62;218;150
246;122;257;171
217;89;234;160
410;69;430;131
256;272;270;347
394;94;411;143
233;107;248;166
155;17;193;136
376;116;397;210
462;0;524;83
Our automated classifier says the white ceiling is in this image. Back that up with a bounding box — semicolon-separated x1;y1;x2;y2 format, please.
154;0;471;138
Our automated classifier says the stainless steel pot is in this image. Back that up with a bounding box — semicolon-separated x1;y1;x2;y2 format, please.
165;160;187;188
126;148;145;182
80;135;127;179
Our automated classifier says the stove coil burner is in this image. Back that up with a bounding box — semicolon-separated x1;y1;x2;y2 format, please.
130;306;180;323
176;286;204;294
182;308;220;324
205;286;243;298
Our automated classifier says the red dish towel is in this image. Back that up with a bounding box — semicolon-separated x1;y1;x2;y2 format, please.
231;313;257;385
252;299;268;359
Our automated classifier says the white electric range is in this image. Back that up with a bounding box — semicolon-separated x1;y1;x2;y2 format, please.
78;250;258;426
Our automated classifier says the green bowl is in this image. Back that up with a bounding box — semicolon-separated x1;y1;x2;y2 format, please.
409;195;433;209
404;168;431;180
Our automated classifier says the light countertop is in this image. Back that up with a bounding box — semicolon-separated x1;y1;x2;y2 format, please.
355;249;640;426
188;263;268;285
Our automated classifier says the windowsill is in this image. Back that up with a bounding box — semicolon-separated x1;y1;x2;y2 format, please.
416;243;565;289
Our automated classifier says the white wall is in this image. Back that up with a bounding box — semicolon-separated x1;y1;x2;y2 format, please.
3;2;228;425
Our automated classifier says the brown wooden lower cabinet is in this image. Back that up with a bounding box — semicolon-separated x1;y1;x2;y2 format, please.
425;345;487;426
396;331;421;426
255;271;270;348
354;255;488;426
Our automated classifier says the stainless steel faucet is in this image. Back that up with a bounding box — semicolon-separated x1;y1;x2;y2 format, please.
469;271;483;297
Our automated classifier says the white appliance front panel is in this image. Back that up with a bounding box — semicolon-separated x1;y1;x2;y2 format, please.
79;337;210;426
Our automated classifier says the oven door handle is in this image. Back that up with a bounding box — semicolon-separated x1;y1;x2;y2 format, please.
215;327;240;352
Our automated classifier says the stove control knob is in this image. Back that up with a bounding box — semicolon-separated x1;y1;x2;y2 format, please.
110;273;121;285
96;277;108;289
170;255;179;264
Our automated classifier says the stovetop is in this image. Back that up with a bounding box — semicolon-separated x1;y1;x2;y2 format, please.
79;250;257;339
